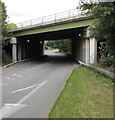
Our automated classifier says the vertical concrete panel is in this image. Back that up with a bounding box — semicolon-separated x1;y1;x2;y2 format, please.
26;43;29;59
23;45;26;59
85;39;90;64
42;41;45;55
72;38;79;60
28;39;44;59
72;37;85;63
21;43;25;60
18;43;22;60
10;37;17;62
82;39;85;62
34;40;43;58
17;38;44;60
90;38;97;64
12;44;17;62
77;38;85;63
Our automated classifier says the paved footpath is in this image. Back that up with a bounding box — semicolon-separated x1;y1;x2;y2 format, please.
2;54;74;118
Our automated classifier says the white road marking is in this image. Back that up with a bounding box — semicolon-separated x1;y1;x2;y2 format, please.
4;76;15;81
0;83;3;86
0;110;2;120
4;77;10;80
5;84;8;86
1;104;27;118
11;79;15;81
32;67;39;70
18;81;47;104
13;74;23;77
1;80;47;118
11;83;44;94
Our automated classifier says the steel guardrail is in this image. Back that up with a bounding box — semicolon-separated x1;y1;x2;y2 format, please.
12;9;86;31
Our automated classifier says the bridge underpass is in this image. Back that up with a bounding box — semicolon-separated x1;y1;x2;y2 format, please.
4;26;98;117
16;27;83;59
10;9;97;64
2;9;99;118
11;26;97;64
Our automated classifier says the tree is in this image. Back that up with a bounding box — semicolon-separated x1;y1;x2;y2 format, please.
0;1;10;48
7;23;17;31
55;39;72;54
0;1;12;65
80;0;115;66
45;39;72;54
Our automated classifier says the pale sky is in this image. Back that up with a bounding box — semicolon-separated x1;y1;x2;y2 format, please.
2;0;80;24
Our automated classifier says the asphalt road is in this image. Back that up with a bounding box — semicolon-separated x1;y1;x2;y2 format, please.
2;51;75;118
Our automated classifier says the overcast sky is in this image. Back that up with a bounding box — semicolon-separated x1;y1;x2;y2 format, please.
2;0;80;23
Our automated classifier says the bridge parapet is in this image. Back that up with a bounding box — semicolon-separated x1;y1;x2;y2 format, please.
12;9;86;31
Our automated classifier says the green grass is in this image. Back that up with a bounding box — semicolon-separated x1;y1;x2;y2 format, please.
91;63;114;73
49;66;113;118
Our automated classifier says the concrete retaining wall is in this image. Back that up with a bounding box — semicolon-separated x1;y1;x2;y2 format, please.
77;60;115;81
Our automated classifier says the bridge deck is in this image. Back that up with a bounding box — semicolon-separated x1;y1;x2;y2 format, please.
12;9;87;31
11;9;95;37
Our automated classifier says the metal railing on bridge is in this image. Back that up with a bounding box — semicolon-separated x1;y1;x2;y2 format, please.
12;9;86;31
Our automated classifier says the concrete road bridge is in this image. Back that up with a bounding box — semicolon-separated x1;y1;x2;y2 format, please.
10;9;97;64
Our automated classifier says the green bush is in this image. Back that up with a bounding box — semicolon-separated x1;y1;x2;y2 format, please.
2;50;12;65
99;42;114;67
100;56;113;67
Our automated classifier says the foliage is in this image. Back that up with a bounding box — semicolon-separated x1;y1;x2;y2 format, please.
7;23;17;31
99;41;113;66
2;50;12;65
45;39;72;54
0;1;10;48
80;1;115;66
45;41;55;49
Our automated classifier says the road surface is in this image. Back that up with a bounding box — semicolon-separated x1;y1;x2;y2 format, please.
2;51;75;118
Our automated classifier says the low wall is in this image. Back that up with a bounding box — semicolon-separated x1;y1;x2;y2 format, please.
77;60;115;81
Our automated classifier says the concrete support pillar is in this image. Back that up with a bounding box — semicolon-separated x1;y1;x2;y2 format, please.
72;37;84;63
41;41;44;56
18;43;22;60
10;37;17;62
26;44;29;59
23;45;26;59
42;42;45;56
90;38;97;64
12;44;17;62
85;39;90;64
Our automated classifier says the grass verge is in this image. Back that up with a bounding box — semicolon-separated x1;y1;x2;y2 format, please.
49;66;113;118
91;63;114;74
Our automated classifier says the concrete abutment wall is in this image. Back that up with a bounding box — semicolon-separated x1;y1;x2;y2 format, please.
72;36;97;64
10;28;97;64
10;37;44;61
10;36;97;64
